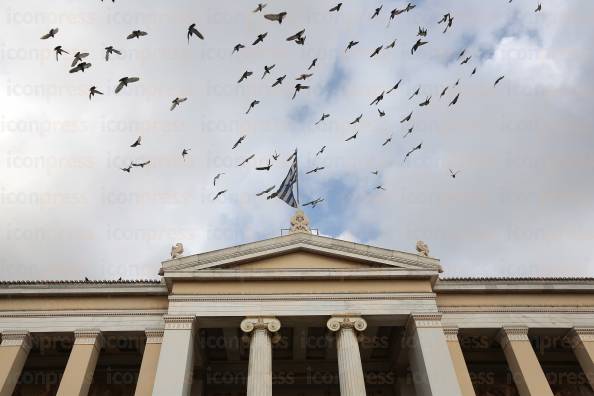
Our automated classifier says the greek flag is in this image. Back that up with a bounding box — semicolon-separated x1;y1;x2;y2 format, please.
275;156;298;208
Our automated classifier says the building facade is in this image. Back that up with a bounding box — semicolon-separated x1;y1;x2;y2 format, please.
1;214;594;396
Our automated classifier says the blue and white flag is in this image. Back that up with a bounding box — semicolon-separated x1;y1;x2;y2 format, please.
275;156;298;208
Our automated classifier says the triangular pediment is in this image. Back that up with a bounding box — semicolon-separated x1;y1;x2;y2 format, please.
162;232;441;274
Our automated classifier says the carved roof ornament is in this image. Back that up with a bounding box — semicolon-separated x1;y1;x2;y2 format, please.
289;209;311;234
171;243;184;259
416;240;430;257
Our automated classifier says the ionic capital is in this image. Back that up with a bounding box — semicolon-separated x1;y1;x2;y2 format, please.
327;315;367;333
145;328;165;344
74;328;103;350
496;326;529;349
0;330;32;352
163;315;196;330
240;317;281;334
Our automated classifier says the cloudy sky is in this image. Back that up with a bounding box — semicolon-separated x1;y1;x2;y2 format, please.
1;0;593;280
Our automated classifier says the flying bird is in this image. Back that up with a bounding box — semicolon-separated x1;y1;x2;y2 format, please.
127;30;148;39
438;13;451;24
71;51;89;67
400;111;413;123
385;39;397;49
130;136;142;148
387;79;402;93
350;114;363;124
53;46;69;61
261;64;275;79
411;39;428;55
409;87;420;100
471;67;477;76
417;27;427;37
232;135;246;149
403;142;422;163
256;185;276;196
120;163;133;173
41;28;59;40
378;109;386;117
316;146;326;156
232;44;245;54
69;62;92;73
170;97;188;111
458;49;466;59
370;91;385;106
296;73;313;81
187;23;204;42
419;96;431;107
345;41;359;52
405;3;416;12
132;160;151;168
494;75;505;86
213;190;227;200
115;77;140;93
253;3;267;12
182;149;191;160
308;58;318;70
272;151;279;161
286;29;305;42
105;46;122;61
264;12;287;24
376;185;386;191
315;114;330;125
345;131;358;142
449;169;461;179
449;93;460;106
371;171;379;175
460;56;472;65
213;173;225;185
329;3;342;12
272;75;286;87
440;86;449;97
442;15;454;33
246;100;260;114
255;159;273;171
370;46;382;58
403;125;414;138
535;3;542;12
303;198;324;208
382;135;392;146
89;86;103;100
306;167;325;174
238;70;253;83
371;5;383;19
292;84;309;100
252;32;268;45
238;154;255;167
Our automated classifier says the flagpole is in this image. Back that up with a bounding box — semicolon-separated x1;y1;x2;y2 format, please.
295;148;300;206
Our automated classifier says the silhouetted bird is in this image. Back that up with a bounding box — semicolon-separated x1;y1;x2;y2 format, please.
411;39;428;55
170;97;188;111
54;46;69;61
69;62;92;73
115;77;140;93
105;46;122;61
41;28;59;39
232;43;245;54
213;190;227;200
345;41;359;52
264;12;287;24
272;75;286;87
130;136;142;148
494;76;505;86
89;86;103;100
329;3;342;12
127;30;148;39
187;23;204;42
252;32;268;45
246;100;260;114
292;84;309;100
262;64;275;79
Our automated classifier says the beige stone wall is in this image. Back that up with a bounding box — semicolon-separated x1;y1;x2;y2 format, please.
0;296;168;311
436;293;594;307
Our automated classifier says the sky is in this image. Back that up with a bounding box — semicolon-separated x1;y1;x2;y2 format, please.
1;0;594;280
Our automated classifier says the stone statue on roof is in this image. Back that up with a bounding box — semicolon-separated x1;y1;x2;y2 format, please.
171;243;184;259
416;240;430;257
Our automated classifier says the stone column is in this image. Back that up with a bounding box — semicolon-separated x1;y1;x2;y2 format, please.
496;326;553;396
406;314;463;396
327;315;368;396
56;329;103;396
134;328;164;396
443;327;476;396
240;317;281;396
152;316;196;396
0;330;31;396
566;327;594;389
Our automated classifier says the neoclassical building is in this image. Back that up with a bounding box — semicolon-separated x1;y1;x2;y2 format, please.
1;212;593;396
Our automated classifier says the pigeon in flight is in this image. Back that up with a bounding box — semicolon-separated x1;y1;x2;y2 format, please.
494;76;505;86
470;67;477;76
246;100;260;114
371;5;383;19
256;185;276;196
238;154;255;167
71;51;89;67
306;167;325;174
272;151;279;161
255;159;273;171
370;91;384;106
388;8;405;26
232;43;245;54
417;27;427;37
378;109;386;117
458;49;466;59
315;114;330;125
286;29;305;43
442;15;454;33
419;96;431;107
41;28;59;40
400;111;413;123
296;73;313;81
535;3;542;12
170;97;188;111
403;125;414;138
132;160;151;168
438;13;451;24
449;93;460;106
262;64;275;79
345;41;359;52
238;70;253;83
89;86;103;100
405;2;416;12
387;79;402;93
292;84;309;100
213;190;227;200
460;56;472;65
411;39;428;55
264;12;287;24
69;62;92;73
345;131;359;142
316;146;326;156
120;163;133;173
371;171;379;175
403;143;422;163
127;30;148;39
409;88;420;100
376;185;386;191
272;75;286;87
329;3;343;12
308;58;318;70
130;136;142;148
385;39;397;49
232;135;246;149
182;149;191;160
115;77;140;93
213;173;225;185
370;46;383;58
304;198;324;208
54;46;69;61
449;169;461;179
105;46;122;61
350;114;363;124
187;23;204;42
252;32;268;45
440;86;449;98
382;135;392;146
253;3;267;12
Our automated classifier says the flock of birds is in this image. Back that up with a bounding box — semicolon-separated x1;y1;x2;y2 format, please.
39;1;544;207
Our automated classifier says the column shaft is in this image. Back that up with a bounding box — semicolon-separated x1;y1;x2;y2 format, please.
152;316;196;396
0;331;31;396
56;329;103;396
567;327;594;389
246;329;273;396
134;329;164;396
406;314;463;396
496;327;553;396
443;327;476;396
